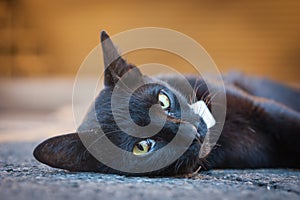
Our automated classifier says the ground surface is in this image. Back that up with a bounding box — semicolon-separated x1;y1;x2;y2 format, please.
0;79;299;200
0;142;299;200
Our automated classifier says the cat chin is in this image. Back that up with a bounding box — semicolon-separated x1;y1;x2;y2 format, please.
167;140;202;176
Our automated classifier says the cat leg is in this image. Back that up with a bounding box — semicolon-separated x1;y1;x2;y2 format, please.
224;72;300;112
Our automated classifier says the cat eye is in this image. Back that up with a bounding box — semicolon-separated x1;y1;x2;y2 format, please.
133;139;155;156
158;91;170;111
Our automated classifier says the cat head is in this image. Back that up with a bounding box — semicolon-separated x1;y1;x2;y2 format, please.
33;31;209;176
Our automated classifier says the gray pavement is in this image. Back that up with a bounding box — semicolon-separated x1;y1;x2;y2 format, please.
0;79;299;200
0;142;299;200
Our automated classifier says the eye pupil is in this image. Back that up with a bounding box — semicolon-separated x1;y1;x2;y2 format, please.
137;143;144;151
133;139;156;156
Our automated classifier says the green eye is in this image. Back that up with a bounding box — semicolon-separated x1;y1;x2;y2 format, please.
158;91;170;110
133;139;155;156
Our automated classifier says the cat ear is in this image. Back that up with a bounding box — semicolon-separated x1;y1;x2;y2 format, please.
100;31;142;87
33;133;100;171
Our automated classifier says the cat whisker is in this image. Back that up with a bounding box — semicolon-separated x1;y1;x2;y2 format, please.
192;81;208;103
174;158;185;174
205;91;222;106
200;90;210;102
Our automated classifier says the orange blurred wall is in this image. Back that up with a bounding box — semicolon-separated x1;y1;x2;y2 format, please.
0;0;299;83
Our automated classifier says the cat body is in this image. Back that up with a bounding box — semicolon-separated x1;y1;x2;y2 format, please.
33;31;300;176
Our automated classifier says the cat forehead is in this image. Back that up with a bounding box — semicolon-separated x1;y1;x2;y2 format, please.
77;75;190;132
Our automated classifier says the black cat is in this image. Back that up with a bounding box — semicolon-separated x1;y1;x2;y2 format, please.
33;31;300;176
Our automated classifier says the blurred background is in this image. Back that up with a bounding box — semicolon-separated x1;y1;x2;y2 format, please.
0;0;299;142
